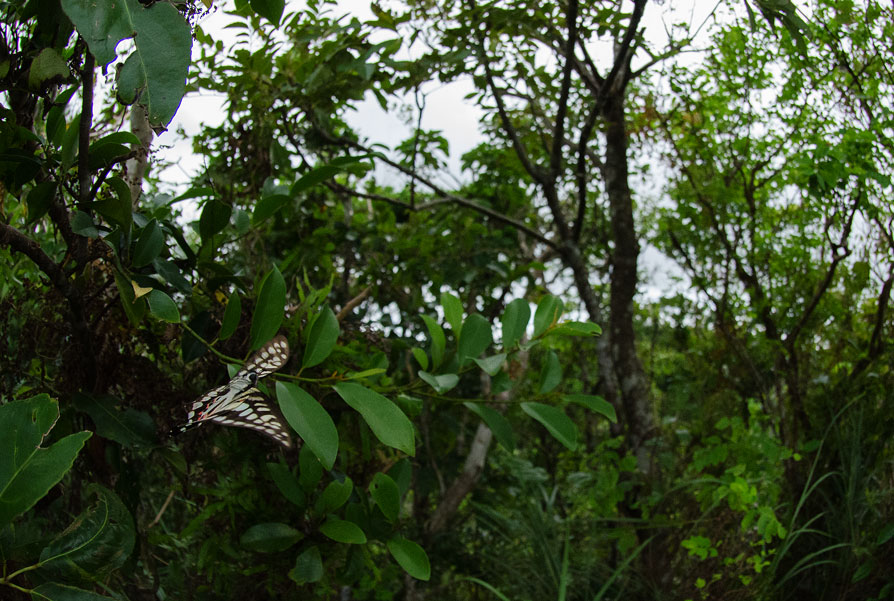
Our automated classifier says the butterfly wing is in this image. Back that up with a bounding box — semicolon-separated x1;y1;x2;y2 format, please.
205;389;292;448
234;335;290;380
179;335;292;447
182;386;292;448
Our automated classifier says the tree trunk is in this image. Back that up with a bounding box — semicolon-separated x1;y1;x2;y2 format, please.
600;89;655;473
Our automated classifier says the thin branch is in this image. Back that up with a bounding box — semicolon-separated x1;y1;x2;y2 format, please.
549;0;579;180
337;285;372;322
148;490;175;529
327;181;556;249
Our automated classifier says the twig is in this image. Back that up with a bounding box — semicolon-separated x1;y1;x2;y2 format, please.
336;285;372;322
148;490;175;529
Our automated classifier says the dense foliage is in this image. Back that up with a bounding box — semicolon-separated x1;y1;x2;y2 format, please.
1;0;892;600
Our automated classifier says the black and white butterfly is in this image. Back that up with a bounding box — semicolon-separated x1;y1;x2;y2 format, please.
179;336;293;448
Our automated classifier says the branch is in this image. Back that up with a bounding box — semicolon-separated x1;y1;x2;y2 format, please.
328;181;556;249
548;0;579;180
336;285;372;322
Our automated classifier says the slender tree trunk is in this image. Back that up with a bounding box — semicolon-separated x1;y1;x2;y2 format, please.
600;89;655;473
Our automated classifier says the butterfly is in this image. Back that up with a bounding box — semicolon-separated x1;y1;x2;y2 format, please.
179;335;293;448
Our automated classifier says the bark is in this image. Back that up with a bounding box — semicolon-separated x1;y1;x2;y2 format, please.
600;88;655;473
125;104;154;207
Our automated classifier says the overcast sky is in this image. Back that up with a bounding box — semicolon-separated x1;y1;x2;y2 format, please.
153;0;723;299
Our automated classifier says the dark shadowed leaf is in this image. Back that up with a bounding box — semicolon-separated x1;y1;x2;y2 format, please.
521;402;578;451
387;537;430;581
0;395;92;526
249;266;286;350
289;546;323;584
240;522;302;552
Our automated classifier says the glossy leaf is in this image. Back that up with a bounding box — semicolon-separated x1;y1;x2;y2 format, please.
146;289;180;323
369;472;400;522
457;313;492;366
240;522;302;552
421;314;445;368
441;291;463;336
387;537;431;581
249;266;286;350
521;402;578;451
315;477;353;515
276;382;338;470
551;321;602;337
473;353;505;376
303;306;339;368
566;393;617;423
501;298;530;349
334;383;415;455
464;402;516;451
0;395;92;526
417;371;459;394
533;295;563;338
319;518;366;544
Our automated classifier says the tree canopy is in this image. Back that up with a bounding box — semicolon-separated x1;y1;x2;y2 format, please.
1;0;892;599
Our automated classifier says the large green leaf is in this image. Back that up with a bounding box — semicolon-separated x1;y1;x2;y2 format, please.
387;537;431;581
250;0;285;25
464;402;516;451
240;523;302;553
219;291;242;341
538;350;562;394
334;383;415;455
520;402;578;451
131;219;164;267
38;485;135;582
441;291;464;336
533;295;563;338
276;382;338;470
457;314;493;366
319;518;366;544
146;289;180;323
61;0;191;126
249;266;286;350
566;394;617;423
0;395;92;526
199;198;232;241
303;306;339;368
314;477;353;515
417;371;459;394
501;298;530;349
369;472;400;523
72;393;156;448
289;546;323;584
420;315;445;368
